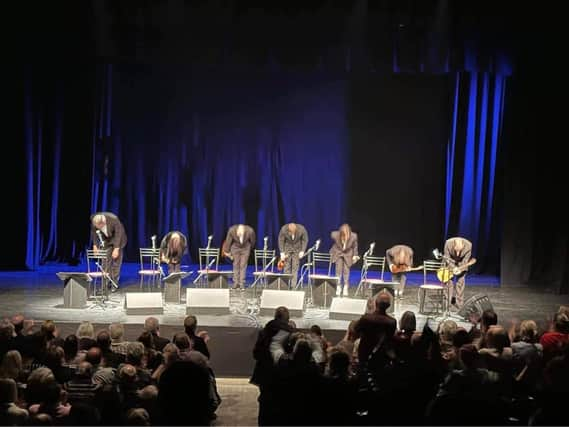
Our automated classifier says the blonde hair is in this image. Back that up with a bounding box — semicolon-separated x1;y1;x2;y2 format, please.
0;350;22;380
519;320;538;342
76;321;95;339
92;214;106;226
109;323;125;341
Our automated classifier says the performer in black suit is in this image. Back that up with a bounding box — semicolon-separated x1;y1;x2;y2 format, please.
278;223;309;286
223;224;256;289
159;231;188;274
90;212;127;287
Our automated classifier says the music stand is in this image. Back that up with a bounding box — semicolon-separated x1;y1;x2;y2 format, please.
57;272;92;308
163;271;192;304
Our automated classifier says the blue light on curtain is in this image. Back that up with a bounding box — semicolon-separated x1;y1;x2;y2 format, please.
445;70;506;264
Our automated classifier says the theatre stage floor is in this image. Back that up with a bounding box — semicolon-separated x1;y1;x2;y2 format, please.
0;263;566;376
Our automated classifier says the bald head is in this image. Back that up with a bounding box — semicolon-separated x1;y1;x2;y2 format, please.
287;223;297;234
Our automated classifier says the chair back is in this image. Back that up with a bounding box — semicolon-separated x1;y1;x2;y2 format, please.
312;252;333;276
86;249;110;274
139;248;160;275
423;259;444;285
254;249;276;272
198;248;220;271
362;255;386;281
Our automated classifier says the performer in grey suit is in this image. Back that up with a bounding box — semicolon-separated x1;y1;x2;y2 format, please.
223;224;256;289
278;223;309;286
90;212;127;287
443;236;473;308
159;231;188;274
330;224;359;297
386;244;414;299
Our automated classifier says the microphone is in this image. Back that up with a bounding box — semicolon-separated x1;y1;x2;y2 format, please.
151;235;157;250
369;242;375;256
315;239;321;251
95;230;105;249
207;235;213;249
263;236;268;250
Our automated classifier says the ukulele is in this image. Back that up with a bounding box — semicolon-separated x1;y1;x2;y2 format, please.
389;264;424;274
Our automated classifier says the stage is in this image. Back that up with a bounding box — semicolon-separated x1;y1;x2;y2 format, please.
0;263;566;376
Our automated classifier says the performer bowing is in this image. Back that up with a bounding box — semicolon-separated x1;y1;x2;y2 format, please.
159;231;188;275
223;224;256;289
330;224;359;297
386;244;414;299
443;236;473;308
278;223;309;286
90;212;127;288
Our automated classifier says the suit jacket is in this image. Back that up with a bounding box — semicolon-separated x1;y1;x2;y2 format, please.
160;231;188;264
330;231;358;265
223;225;256;255
278;224;308;255
386;244;414;267
444;237;472;267
90;212;127;249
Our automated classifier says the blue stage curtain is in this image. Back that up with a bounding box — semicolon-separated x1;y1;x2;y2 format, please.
444;71;507;272
88;66;348;262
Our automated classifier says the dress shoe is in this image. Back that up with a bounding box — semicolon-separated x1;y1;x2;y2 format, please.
336;286;341;296
342;286;349;297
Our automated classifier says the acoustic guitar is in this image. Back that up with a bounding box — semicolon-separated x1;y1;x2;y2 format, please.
436;257;477;282
389;264;424;274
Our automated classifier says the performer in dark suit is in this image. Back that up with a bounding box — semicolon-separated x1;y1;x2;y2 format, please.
223;224;256;289
90;212;127;287
386;244;414;299
159;231;188;274
443;237;473;308
278;223;309;286
330;224;359;297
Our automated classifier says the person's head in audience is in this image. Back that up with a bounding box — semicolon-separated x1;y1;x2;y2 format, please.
438;320;458;343
519;320;539;343
63;335;78;361
11;314;25;336
126;342;145;367
292;339;313;364
399;311;416;334
138;331;155;350
144;317;161;337
375;291;391;314
452;328;471;348
481;309;498;332
183;315;198;336
40;320;58;341
327;349;351;378
0;319;15;342
76;362;93;380
85;347;102;367
26;367;56;404
0;350;23;380
310;325;323;337
76;321;95;340
558;305;569;318
96;330;112;352
118;364;137;385
459;344;480;369
44;346;65;371
553;312;569;334
274;306;290;323
126;408;151;426
109;323;125;343
485;325;510;352
29;332;48;360
172;333;191;352
160;343;180;369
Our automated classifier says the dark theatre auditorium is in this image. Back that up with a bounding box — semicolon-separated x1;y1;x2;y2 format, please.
2;0;568;425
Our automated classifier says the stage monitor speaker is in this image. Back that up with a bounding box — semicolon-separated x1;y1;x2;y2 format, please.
259;289;305;318
124;292;164;315
186;288;230;315
329;297;367;321
457;294;494;320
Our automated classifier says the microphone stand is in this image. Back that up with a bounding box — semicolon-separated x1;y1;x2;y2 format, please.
193;257;216;284
251;256;276;288
295;241;318;289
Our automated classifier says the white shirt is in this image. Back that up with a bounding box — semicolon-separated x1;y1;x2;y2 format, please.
291;234;295;240
342;241;346;250
237;225;244;244
101;225;108;237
